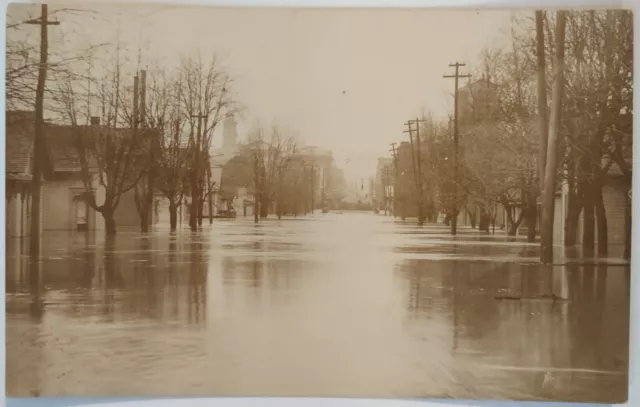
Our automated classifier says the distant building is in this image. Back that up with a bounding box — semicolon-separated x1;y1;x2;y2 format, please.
206;115;243;217
458;76;500;127
374;157;393;212
343;177;372;206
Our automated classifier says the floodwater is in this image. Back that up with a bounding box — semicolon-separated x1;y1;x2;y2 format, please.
5;212;630;402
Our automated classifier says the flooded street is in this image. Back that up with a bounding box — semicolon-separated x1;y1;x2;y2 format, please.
5;212;630;402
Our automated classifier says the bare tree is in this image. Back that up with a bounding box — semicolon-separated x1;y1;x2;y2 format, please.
177;54;234;231
55;51;148;236
248;125;298;222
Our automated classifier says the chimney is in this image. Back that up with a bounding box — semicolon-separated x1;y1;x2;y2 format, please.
139;70;147;128
90;116;100;126
133;75;139;129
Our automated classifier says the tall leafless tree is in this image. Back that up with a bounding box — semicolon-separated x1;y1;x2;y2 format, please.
176;54;235;231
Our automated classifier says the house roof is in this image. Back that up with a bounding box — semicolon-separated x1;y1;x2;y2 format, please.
5;111;86;175
6;111;156;177
5;111;35;175
44;124;86;172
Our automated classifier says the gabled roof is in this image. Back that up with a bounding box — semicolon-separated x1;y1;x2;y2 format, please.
44;124;86;172
6;112;159;178
6;111;36;175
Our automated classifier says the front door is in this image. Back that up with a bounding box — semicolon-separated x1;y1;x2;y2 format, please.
73;197;89;231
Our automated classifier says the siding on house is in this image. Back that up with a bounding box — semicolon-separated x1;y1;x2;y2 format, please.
553;196;563;244
113;189;144;228
576;179;628;247
38;176;108;232
43;180;84;231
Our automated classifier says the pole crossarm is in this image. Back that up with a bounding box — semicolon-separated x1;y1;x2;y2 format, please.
442;61;471;236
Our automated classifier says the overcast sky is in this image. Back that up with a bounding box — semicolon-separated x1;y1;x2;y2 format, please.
8;3;517;182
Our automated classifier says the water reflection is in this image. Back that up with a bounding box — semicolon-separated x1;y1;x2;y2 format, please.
396;257;629;402
5;216;629;402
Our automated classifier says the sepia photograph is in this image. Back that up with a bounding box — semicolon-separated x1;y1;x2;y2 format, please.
4;3;633;404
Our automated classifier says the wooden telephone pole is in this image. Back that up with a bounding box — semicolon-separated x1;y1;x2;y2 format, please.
384;166;392;216
190;113;207;230
27;5;59;256
390;143;400;218
443;62;471;236
403;119;428;226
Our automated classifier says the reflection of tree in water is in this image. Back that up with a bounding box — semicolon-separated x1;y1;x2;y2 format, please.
568;264;628;372
100;236;123;318
403;261;427;314
28;257;44;322
222;256;236;283
187;235;207;325
250;256;264;289
440;261;513;348
168;235;180;319
80;233;98;289
70;232;98;316
129;237;159;320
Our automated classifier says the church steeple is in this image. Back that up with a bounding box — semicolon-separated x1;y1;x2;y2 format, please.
222;115;238;149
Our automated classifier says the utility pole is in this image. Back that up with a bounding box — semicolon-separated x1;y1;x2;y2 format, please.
390;143;399;219
309;165;315;214
320;167;325;212
253;152;259;224
190;113;207;230
403;119;428;226
414;117;425;222
381;168;387;215
27;5;59;256
384;167;392;216
540;11;567;264
443;62;471;236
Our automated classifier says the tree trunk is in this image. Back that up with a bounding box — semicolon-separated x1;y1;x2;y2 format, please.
189;188;198;232
254;194;260;224
508;210;525;236
451;208;458;234
198;197;204;227
104;210;117;236
564;191;581;246
467;207;477;229
582;187;595;254
594;184;608;257
209;194;214;225
540;10;567;264
526;203;537;243
140;207;150;233
491;210;496;234
169;201;178;231
624;190;631;260
479;210;490;232
505;204;514;231
260;196;269;218
276;198;283;220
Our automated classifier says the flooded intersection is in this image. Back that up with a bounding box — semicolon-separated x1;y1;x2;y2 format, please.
5;212;630;402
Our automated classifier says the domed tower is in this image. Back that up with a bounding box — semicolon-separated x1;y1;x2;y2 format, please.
222;115;238;150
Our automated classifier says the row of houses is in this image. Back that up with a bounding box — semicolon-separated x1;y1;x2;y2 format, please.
6;112;343;238
374;78;632;251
